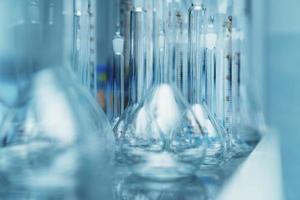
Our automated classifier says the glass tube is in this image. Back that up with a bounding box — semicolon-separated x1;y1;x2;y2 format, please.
188;0;206;104
128;0;147;104
205;19;217;115
173;2;189;98
112;31;125;125
205;1;219;117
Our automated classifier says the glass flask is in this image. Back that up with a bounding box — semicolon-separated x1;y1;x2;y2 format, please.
187;0;227;165
113;0;147;138
114;0;209;178
0;0;114;198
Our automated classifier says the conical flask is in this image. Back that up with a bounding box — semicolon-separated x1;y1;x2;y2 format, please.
187;0;227;165
0;0;114;198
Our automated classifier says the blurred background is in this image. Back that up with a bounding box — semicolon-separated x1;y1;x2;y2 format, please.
264;0;300;199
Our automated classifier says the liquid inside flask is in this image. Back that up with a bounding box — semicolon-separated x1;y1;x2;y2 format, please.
0;0;114;198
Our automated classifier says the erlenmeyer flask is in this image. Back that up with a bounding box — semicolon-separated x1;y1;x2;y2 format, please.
0;0;114;198
187;0;227;165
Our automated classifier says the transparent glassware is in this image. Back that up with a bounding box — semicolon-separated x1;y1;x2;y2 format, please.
231;0;262;149
187;0;227;165
173;1;189;98
215;0;253;157
113;0;147;138
72;0;97;95
113;6;209;179
112;29;125;126
0;0;114;198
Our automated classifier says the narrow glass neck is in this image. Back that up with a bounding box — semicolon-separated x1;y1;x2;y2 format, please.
188;4;206;104
128;7;146;104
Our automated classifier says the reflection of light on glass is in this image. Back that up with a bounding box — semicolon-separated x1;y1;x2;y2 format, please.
135;106;149;139
206;33;218;50
148;152;176;168
191;104;207;126
34;71;76;145
218;0;228;14
205;119;217;137
149;84;181;136
113;34;124;55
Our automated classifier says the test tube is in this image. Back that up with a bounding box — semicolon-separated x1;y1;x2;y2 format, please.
128;0;147;103
188;0;206;104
